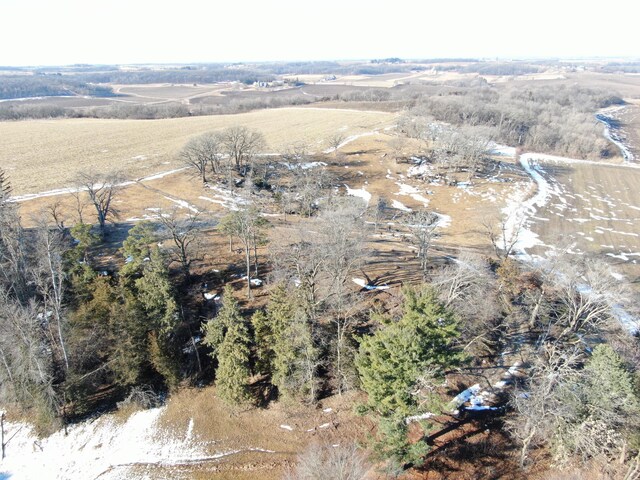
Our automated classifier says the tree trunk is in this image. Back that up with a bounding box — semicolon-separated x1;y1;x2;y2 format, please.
46;246;68;370
336;320;344;396
528;287;545;329
245;244;252;299
0;348;13;384
97;210;106;239
1;411;5;460
252;234;259;277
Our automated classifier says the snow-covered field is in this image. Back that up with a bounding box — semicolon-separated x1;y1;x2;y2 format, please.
480;141;640;334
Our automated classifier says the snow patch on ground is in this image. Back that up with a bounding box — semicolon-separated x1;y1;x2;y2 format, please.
392;200;412;212
405;412;435;424
199;186;249;211
0;407;243;480
395;183;419;195
280;161;327;170
163;196;199;213
596;106;635;163
139;167;189;182
344;184;371;205
10;187;85;203
407;162;435;177
394;182;431;206
501;155;566;255
489;142;517;157
435;213;452;229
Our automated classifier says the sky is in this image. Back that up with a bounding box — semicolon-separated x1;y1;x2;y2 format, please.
0;0;638;66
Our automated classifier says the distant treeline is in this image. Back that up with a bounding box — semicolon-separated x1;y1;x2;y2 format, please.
79;68;276;86
406;84;624;159
421;63;543;75
599;62;640;73
0;75;115;100
0;86;398;121
0;96;320;121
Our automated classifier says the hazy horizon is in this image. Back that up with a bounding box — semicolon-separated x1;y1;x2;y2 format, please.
2;0;638;67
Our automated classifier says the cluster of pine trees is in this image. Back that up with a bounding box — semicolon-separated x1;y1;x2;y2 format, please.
0;170;193;429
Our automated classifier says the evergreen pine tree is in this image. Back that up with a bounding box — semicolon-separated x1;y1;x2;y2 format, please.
251;310;272;374
202;285;252;405
373;415;430;467
582;343;640;443
68;222;98;263
584;344;639;417
251;284;291;376
355;286;464;466
135;247;181;387
108;285;149;387
121;221;156;277
147;331;180;389
216;320;252;405
136;247;178;334
272;308;320;403
356;286;463;417
202;284;242;359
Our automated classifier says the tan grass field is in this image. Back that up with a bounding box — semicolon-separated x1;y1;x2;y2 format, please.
144;387;373;479
0;107;396;195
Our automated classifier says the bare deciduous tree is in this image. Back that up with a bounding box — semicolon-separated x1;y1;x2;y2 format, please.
327;132;346;157
270;238;324;318
0;291;56;422
45;201;66;233
507;344;583;468
432;252;501;354
284;441;370;480
77;172;123;239
387;135;408;163
158;209;202;277
294;164;331;217
482;212;525;260
372;196;387;231
547;257;631;340
405;209;440;280
317;200;366;299
32;215;70;370
0;169;28;301
218;206;269;298
180;132;224;184
222;126;265;173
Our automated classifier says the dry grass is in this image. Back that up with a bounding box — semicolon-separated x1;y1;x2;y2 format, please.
0;107;396;195
147;386;372;480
